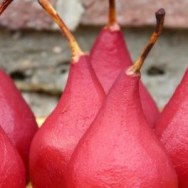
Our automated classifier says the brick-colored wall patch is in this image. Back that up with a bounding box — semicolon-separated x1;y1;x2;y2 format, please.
0;0;188;30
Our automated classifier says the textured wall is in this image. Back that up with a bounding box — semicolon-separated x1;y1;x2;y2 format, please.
0;0;187;30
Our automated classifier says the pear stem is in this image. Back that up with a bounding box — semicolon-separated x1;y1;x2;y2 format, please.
131;8;165;74
0;0;13;15
108;0;116;26
38;0;83;62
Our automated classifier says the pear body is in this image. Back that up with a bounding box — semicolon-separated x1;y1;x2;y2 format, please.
0;127;26;188
155;68;188;188
90;25;159;127
66;70;178;188
29;55;105;188
0;70;38;178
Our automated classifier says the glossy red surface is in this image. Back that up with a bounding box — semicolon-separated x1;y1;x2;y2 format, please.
156;68;188;188
29;55;105;188
0;70;38;179
66;70;178;188
90;25;159;127
0;127;25;188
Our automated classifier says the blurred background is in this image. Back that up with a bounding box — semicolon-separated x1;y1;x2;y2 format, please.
0;0;187;117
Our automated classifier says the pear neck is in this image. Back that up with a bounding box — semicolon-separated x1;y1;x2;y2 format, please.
105;23;120;32
57;55;104;106
107;71;141;112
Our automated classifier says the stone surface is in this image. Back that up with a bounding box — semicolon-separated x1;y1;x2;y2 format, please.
0;0;84;30
81;0;188;28
0;0;188;30
0;0;55;30
56;0;84;30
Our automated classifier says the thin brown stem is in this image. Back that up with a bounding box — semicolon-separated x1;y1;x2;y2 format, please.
38;0;83;61
108;0;116;26
131;8;165;74
0;0;13;15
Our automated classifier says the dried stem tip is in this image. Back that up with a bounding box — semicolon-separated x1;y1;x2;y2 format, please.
131;8;165;74
0;0;13;15
155;8;165;33
108;0;116;26
38;0;83;62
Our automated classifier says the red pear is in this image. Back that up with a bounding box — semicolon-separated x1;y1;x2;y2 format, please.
90;0;159;127
29;0;105;187
0;70;38;180
65;9;178;188
0;1;38;180
155;68;188;188
0;126;26;188
0;0;13;15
